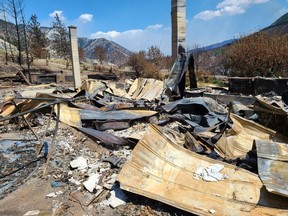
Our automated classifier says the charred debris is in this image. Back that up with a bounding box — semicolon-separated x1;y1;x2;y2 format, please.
1;53;288;216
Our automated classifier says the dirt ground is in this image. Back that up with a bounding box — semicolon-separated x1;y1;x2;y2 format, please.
0;177;54;216
0;119;193;216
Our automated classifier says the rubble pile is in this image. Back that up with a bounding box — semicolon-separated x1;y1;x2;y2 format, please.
0;75;288;216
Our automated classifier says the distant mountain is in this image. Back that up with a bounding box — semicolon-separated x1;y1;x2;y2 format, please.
0;19;17;43
195;12;288;53
203;39;236;51
261;12;288;34
190;39;236;53
78;37;132;65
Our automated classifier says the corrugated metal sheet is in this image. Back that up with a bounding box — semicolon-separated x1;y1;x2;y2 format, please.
78;127;130;146
118;124;288;216
125;78;163;101
256;140;288;198
59;103;157;123
80;109;157;121
215;113;288;159
255;95;287;116
162;97;228;115
58;104;130;146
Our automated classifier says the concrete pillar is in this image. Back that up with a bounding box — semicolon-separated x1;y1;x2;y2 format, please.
171;0;186;60
68;26;81;89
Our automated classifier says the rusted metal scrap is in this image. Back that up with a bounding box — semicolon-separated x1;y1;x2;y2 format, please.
71;102;102;111
80;79;108;99
125;78;164;101
93;120;130;131
253;95;288;136
161;97;228;133
58;104;131;146
55;96;157;123
0;100;61;123
254;95;287;116
162;97;227;115
255;140;288;198
117;124;288;216
80;109;157;121
78;127;130;146
230;101;254;118
215;113;288;159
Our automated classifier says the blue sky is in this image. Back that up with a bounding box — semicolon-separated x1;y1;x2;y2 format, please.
21;0;288;54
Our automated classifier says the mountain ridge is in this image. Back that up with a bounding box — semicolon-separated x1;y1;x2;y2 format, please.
78;37;132;65
259;12;288;35
270;12;288;27
198;12;288;52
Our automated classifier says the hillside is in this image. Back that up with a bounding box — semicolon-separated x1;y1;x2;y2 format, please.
191;12;288;76
261;12;288;34
198;12;288;53
78;37;132;65
0;38;17;52
191;39;236;53
271;12;288;27
0;19;17;44
0;19;132;65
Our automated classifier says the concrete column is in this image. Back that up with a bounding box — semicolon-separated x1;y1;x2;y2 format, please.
68;26;81;89
171;0;186;60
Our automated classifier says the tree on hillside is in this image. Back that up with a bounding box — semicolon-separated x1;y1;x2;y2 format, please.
0;12;18;63
28;14;47;58
0;4;9;64
94;46;107;65
222;32;288;77
5;0;25;65
50;13;70;58
19;3;31;76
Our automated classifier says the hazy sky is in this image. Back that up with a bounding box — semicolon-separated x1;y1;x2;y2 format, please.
20;0;288;54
